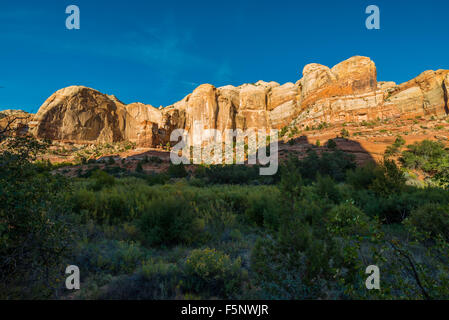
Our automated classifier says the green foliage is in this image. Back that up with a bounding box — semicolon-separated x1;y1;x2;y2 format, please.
279;126;289;137
138;197;202;246
244;189;282;229
0;136;75;298
149;156;163;164
400;140;449;186
283;150;355;184
340;128;350;138
346;162;378;190
76;240;147;275
405;203;449;241
326;139;337;149
184;248;245;298
4;131;449;300
400;139;447;172
326;203;371;236
370;158;406;196
385;135;406;157
196;163;279;185
315;174;342;203
167;162;188;178
90;170;115;191
136;161;143;173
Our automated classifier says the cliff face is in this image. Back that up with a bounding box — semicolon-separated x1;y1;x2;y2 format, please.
0;109;33;136
27;56;449;146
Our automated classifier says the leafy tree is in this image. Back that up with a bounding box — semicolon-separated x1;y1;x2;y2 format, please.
370;158;406;196
400;140;447;173
0;135;75;298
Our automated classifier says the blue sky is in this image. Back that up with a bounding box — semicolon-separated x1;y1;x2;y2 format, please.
1;0;448;113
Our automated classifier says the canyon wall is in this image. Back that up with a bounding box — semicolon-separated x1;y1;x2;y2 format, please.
25;56;449;146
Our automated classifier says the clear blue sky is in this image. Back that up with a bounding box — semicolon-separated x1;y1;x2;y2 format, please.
1;0;448;113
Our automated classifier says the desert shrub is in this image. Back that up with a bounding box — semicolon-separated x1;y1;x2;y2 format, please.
285;150;355;184
385;136;406;157
404;203;449;241
167;163;188;178
149;156;163;164
138;197;202;246
318;151;356;182
400;140;449;187
72;187;133;224
188;177;206;187
251;216;340;299
315;174;342;203
194;164;262;185
90;170;115;191
346;162;378;190
75;240;147;275
370;159;406;196
352;185;449;224
326;203;371;236
244;189;283;229
326;139;337;149
98;268;181;300
145;172;169;185
400;140;448;172
279;126;289;137
102;165;128;177
183;248;245;298
340;128;350;138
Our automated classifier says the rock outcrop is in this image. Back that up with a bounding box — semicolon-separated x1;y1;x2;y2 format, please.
0;109;32;136
21;56;449;147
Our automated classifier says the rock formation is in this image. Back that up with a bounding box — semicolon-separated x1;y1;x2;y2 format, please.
0;109;33;136
21;56;449;147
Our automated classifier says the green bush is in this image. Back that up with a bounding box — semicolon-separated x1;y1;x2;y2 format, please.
327;203;371;237
75;240;147;275
284;149;355;184
90;170;115;191
183;248;245;298
167;163;188;178
340;128;350;138
138;197;202;246
315;175;342;203
244;189;282;229
385;136;406;157
346;162;378;190
327;139;337;149
370;159;406;196
405;203;449;241
136;161;143;173
0;136;75;298
194;164;273;185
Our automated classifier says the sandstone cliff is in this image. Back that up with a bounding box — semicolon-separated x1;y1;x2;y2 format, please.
25;56;449;147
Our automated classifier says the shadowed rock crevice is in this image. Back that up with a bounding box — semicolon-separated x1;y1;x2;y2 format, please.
443;79;449;115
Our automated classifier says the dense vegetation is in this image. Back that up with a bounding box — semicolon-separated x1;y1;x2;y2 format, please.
1;135;449;299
